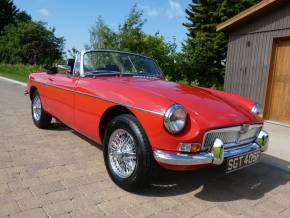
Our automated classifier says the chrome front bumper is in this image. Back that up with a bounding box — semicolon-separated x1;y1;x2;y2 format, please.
153;130;269;166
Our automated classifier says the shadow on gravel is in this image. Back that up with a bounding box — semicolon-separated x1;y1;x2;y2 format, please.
140;154;290;202
49;122;104;150
49;123;290;202
49;122;71;131
72;130;104;151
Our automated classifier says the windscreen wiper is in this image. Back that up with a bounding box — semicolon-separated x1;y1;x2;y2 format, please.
84;71;122;77
132;72;160;78
84;71;137;77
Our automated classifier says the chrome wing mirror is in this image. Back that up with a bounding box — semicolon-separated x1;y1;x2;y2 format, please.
57;64;71;74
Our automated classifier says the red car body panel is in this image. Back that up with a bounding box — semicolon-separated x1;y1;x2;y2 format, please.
27;72;262;170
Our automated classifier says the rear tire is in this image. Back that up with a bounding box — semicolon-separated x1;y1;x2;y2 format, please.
103;114;153;192
31;90;52;129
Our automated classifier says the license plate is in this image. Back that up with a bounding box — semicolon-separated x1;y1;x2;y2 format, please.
226;150;261;173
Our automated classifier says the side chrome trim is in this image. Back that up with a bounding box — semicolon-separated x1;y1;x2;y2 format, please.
33;80;164;116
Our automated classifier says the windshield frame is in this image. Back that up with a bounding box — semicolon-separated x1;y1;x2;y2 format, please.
79;50;164;79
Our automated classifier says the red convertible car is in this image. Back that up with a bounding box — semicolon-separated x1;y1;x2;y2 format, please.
26;50;269;191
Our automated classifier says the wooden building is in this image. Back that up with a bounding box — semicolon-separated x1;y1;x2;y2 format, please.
217;0;290;123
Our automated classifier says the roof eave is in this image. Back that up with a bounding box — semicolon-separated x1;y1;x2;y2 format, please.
217;0;282;32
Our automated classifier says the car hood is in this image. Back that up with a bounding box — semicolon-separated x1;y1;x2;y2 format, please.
80;76;258;129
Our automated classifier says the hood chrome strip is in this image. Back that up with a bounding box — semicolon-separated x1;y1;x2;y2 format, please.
31;80;164;116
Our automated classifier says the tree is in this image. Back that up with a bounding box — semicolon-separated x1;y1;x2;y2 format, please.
67;47;79;58
117;5;146;53
15;10;32;23
182;0;260;88
87;16;117;50
142;33;179;80
0;0;18;32
86;6;178;79
0;21;65;65
0;0;64;65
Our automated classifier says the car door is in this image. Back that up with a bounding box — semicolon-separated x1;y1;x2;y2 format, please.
46;68;78;127
73;52;106;143
74;77;104;142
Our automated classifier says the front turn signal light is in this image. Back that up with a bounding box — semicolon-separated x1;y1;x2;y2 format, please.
179;143;201;153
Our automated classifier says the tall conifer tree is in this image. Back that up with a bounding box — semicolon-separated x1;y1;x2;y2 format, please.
182;0;260;87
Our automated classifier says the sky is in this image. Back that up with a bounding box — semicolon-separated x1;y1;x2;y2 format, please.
14;0;191;53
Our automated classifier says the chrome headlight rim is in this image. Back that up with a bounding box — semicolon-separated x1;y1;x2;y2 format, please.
164;104;187;134
251;103;262;115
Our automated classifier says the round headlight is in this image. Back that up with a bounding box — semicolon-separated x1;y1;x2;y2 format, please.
251;103;262;115
164;104;187;134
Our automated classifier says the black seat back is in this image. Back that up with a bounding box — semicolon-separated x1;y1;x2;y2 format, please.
106;65;120;72
67;59;75;74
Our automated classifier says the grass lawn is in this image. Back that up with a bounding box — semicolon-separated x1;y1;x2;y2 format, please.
0;63;44;83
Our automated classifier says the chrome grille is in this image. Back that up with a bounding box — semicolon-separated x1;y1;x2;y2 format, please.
202;124;262;151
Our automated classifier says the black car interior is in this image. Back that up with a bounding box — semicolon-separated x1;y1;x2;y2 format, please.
67;58;75;74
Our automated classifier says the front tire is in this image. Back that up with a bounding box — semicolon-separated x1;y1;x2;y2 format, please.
103;114;153;192
31;90;52;129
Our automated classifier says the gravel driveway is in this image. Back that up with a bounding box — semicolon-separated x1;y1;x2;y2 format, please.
0;78;290;218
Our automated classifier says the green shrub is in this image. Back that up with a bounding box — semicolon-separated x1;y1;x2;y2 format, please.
0;63;44;82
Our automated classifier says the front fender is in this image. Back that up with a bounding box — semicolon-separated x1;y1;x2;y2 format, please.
200;87;256;111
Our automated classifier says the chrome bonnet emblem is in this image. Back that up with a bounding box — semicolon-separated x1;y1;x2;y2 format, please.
239;124;250;134
236;124;250;143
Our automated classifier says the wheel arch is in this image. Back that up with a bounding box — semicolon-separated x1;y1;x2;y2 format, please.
29;86;38;100
99;105;135;144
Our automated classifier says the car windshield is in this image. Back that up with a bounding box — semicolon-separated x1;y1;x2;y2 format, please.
83;51;162;77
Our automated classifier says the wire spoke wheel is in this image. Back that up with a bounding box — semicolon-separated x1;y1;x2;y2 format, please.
32;95;41;121
108;129;137;178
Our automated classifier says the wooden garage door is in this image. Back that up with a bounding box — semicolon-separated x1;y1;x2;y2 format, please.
265;38;290;123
